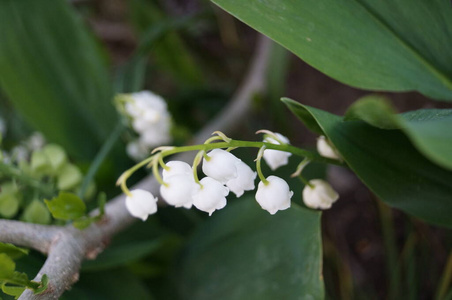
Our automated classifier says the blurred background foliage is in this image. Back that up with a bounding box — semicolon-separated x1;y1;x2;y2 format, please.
0;0;451;299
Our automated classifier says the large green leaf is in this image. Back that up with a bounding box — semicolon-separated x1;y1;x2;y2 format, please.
0;0;117;159
283;98;452;228
212;0;452;100
345;95;452;170
176;198;324;299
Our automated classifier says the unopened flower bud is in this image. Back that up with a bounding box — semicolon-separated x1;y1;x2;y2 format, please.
263;133;292;170
302;179;339;209
192;177;229;216
255;176;293;215
226;161;257;197
317;136;340;160
125;189;158;221
202;149;240;184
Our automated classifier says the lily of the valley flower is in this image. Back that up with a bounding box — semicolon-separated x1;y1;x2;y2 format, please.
192;177;229;216
255;175;293;215
226;161;257;197
202;149;240;184
160;174;199;208
125;189;158;221
162;161;193;179
302;179;339;209
317;135;341;160
263;133;292;171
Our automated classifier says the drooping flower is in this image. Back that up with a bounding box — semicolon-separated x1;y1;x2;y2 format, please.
192;177;229;216
255;175;293;215
126;140;149;161
160;174;199;208
202;149;240;184
302;179;339;209
125;189;158;221
263;133;292;171
317;136;341;160
162;161;193;179
226;161;257;197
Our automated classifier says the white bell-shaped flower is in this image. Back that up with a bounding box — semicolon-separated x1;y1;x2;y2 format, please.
125;189;158;221
202;149;240;184
302;179;339;209
160;174;199;208
162;161;193;179
317;136;341;160
226;161;257;197
255;175;293;215
192;177;229;216
263;133;292;171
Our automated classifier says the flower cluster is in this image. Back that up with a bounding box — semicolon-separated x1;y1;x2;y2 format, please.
117;91;172;161
120;131;341;221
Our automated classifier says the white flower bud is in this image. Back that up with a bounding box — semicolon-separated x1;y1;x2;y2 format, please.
192;177;229;216
162;161;193;179
302;179;339;209
226;161;257;197
125;189;158;221
263;133;292;171
317;136;340;160
255;175;293;215
126;140;149;161
202;149;240;184
160;174;199;208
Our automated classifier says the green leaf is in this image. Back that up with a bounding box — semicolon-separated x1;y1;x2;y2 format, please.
212;0;452;100
0;243;28;260
21;200;51;225
176;199;324;299
82;239;162;271
33;274;48;295
44;192;86;221
344;95;452;170
1;283;24;299
56;163;83;191
0;254;15;279
0;0;117;159
62;268;153;300
283;98;452;228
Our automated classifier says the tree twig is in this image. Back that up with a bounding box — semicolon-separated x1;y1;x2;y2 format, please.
0;35;272;300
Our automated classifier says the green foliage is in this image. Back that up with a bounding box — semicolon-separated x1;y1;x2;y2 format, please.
212;0;452;100
0;243;29;260
45;192;86;221
283;98;452;228
0;0;117;159
345;96;452;170
0;182;20;218
175;198;324;299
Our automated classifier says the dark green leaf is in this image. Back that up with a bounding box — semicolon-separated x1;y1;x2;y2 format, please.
0;243;28;260
62;268;153;300
176;198;324;299
0;0;117;159
44;192;86;221
283;98;452;228
344;96;452;170
212;0;452;100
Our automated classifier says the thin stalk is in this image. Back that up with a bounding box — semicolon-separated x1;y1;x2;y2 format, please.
436;251;452;300
255;147;268;185
78;123;124;199
377;199;400;299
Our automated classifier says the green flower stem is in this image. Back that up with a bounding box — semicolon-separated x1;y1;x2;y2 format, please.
255;147;268;185
192;151;204;185
78;122;124;199
118;139;343;195
0;163;54;197
159;140;341;165
152;156;167;187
